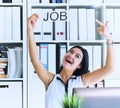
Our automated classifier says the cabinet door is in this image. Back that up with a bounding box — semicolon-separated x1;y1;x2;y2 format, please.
0;81;22;108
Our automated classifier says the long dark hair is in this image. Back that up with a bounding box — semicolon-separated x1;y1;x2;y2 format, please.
57;46;90;76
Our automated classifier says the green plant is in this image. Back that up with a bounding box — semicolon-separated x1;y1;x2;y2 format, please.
62;93;84;108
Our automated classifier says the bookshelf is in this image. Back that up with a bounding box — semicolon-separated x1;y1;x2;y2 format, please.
27;0;120;108
0;0;27;108
0;0;120;108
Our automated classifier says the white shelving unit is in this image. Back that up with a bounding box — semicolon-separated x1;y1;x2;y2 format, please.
0;0;27;108
0;0;120;108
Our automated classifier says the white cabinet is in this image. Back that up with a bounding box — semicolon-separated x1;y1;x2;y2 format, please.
0;81;22;108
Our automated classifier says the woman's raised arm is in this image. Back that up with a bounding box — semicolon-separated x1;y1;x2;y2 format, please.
82;19;114;87
27;14;54;89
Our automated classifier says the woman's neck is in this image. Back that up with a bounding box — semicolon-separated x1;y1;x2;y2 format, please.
60;69;73;84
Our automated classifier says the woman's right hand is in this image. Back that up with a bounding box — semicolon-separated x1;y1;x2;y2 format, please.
27;13;39;33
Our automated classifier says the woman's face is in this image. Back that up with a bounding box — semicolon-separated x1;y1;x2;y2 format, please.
62;47;83;72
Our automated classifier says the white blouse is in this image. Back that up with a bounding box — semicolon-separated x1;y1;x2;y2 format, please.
45;74;84;108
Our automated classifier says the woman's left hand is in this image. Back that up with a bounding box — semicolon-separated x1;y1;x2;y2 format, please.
96;19;113;41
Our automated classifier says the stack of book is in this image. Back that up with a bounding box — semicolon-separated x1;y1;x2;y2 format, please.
0;45;23;78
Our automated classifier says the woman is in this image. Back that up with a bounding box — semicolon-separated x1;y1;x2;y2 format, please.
27;14;114;108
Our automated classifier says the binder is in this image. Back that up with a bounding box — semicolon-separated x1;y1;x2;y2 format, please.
86;7;95;40
114;9;120;41
39;44;48;70
92;45;102;70
12;0;22;3
82;45;92;71
78;8;87;40
55;9;67;41
0;7;4;41
32;8;43;41
12;7;21;41
31;0;40;4
48;44;56;74
69;0;102;4
7;48;16;78
14;47;23;78
59;44;67;67
41;0;49;3
62;0;67;3
4;7;12;41
69;9;78;40
42;9;53;41
56;0;62;3
2;0;12;3
105;0;120;3
105;9;114;38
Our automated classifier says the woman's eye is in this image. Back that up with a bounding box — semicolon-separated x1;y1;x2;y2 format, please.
76;55;80;58
69;50;73;54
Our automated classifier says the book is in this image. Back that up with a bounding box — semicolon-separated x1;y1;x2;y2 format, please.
0;7;4;41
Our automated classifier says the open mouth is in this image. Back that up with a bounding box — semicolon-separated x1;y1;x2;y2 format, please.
66;59;72;64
